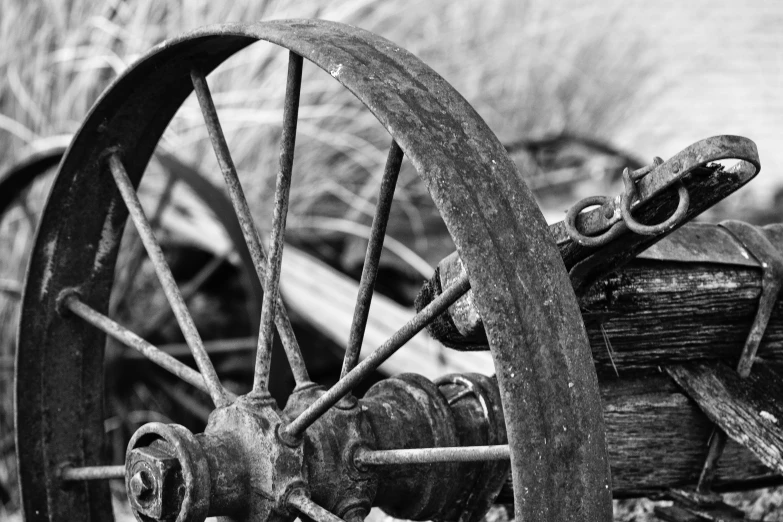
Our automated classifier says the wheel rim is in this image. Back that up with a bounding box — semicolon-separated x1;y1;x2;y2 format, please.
1;143;263;514
17;19;611;522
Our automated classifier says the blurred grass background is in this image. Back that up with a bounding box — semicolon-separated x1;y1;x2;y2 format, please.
1;0;783;520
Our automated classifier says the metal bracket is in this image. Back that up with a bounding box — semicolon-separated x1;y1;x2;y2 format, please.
565;156;690;246
560;135;759;249
694;221;783;492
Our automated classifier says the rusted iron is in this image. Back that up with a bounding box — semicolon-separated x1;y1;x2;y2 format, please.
61;290;235;398
283;273;471;439
117;369;510;522
60;466;125;481
15;18;648;522
254;52;304;395
720;221;783;377
108;152;231;408
190;66;310;389
342;140;403;380
354;446;510;465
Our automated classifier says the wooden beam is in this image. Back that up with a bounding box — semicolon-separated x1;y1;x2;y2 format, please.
667;362;783;475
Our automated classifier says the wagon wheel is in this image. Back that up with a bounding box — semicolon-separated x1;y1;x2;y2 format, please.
16;20;611;522
0;142;263;508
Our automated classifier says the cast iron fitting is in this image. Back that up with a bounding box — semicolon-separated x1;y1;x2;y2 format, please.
126;423;210;522
360;373;508;522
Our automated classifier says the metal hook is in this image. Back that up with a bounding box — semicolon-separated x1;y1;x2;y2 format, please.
620;162;690;236
564;195;625;247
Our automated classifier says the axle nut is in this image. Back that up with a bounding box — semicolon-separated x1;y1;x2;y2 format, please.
126;423;210;522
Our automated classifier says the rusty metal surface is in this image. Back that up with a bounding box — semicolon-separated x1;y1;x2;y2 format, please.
189;68;305;387
60;465;125;481
342;140;403;380
720;221;783;377
17;19;610;521
555;135;759;250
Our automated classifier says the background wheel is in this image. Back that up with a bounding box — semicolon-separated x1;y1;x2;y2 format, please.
0;140;265;513
16;20;611;522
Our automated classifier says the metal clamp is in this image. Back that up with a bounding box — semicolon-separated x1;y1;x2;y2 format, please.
561;135;760;249
564;195;624;248
695;221;783;492
620;157;690;236
565;156;691;246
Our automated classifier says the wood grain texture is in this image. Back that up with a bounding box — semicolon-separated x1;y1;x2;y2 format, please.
494;373;772;499
667;362;783;474
581;260;774;377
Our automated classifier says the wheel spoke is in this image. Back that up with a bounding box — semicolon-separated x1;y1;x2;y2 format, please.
64;293;236;401
123;337;256;359
341;140;404;379
287;489;348;522
111;174;177;316
254;51;304;394
0;278;22;298
190;65;310;389
283;273;470;439
354;445;510;465
107;152;230;407
139;252;226;338
152;375;212;423
60;465;125;481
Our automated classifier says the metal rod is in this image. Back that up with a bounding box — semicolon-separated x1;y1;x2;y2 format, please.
139;253;226;337
697;428;728;493
190;67;310;389
253;52;304;393
283;273;470;439
288;489;347;522
124;336;256;359
355;445;510;465
111;173;177;316
341;140;403;379
153;376;212;423
0;278;22;298
61;465;125;481
65;294;236;401
108;152;229;407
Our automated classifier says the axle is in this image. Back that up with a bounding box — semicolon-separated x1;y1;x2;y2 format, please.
124;373;508;522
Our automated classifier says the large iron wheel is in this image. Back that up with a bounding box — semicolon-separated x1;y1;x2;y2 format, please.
16;20;611;522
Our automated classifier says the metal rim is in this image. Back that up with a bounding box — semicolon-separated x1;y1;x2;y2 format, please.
16;19;611;522
0;143;264;513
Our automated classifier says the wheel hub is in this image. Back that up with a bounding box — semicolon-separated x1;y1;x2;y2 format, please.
125;374;507;522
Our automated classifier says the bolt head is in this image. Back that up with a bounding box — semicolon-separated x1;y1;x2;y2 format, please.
129;470;153;500
126;441;184;519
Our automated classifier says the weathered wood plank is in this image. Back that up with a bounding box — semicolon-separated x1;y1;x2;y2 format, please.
426;223;783;377
493;373;773;501
599;374;769;496
667;362;783;475
582;260;773;377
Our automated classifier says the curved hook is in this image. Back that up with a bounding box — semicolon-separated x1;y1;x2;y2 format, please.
564;195;625;247
620;166;690;236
